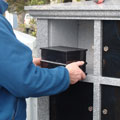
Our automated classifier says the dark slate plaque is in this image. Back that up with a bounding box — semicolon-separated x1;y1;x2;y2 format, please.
101;85;120;120
50;82;93;120
102;21;120;120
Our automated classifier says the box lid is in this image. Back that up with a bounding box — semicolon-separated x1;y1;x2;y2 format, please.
40;46;87;52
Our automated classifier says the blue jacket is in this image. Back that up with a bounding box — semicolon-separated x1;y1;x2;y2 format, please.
0;1;70;120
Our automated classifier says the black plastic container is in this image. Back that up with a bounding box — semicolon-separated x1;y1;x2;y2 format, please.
40;46;87;73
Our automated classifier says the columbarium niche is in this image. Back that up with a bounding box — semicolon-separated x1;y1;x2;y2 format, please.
25;0;120;120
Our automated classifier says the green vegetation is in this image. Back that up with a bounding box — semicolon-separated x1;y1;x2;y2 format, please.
7;0;50;14
19;19;37;37
6;0;48;37
6;0;77;37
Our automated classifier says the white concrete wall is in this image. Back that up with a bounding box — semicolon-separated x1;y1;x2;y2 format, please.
5;11;18;29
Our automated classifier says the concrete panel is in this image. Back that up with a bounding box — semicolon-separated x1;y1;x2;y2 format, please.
94;20;102;76
78;20;94;74
33;19;50;120
49;20;78;47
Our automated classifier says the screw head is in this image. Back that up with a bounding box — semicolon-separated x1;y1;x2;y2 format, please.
104;46;109;52
88;106;93;112
102;109;108;115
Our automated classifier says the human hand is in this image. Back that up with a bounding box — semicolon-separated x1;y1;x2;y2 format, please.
66;61;86;85
33;58;41;66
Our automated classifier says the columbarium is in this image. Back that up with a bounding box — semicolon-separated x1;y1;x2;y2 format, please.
25;0;120;120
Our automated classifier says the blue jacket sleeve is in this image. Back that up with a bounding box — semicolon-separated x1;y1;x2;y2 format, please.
0;15;70;98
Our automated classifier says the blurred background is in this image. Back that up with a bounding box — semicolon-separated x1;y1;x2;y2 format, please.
5;0;91;37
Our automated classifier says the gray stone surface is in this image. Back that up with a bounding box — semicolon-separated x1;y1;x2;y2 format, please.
32;19;49;120
25;0;120;20
26;0;120;120
93;83;101;120
94;20;102;76
38;97;49;120
49;20;78;47
25;0;120;11
33;20;49;57
78;20;94;74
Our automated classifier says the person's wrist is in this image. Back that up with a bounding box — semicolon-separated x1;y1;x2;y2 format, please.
33;58;41;66
65;67;70;85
